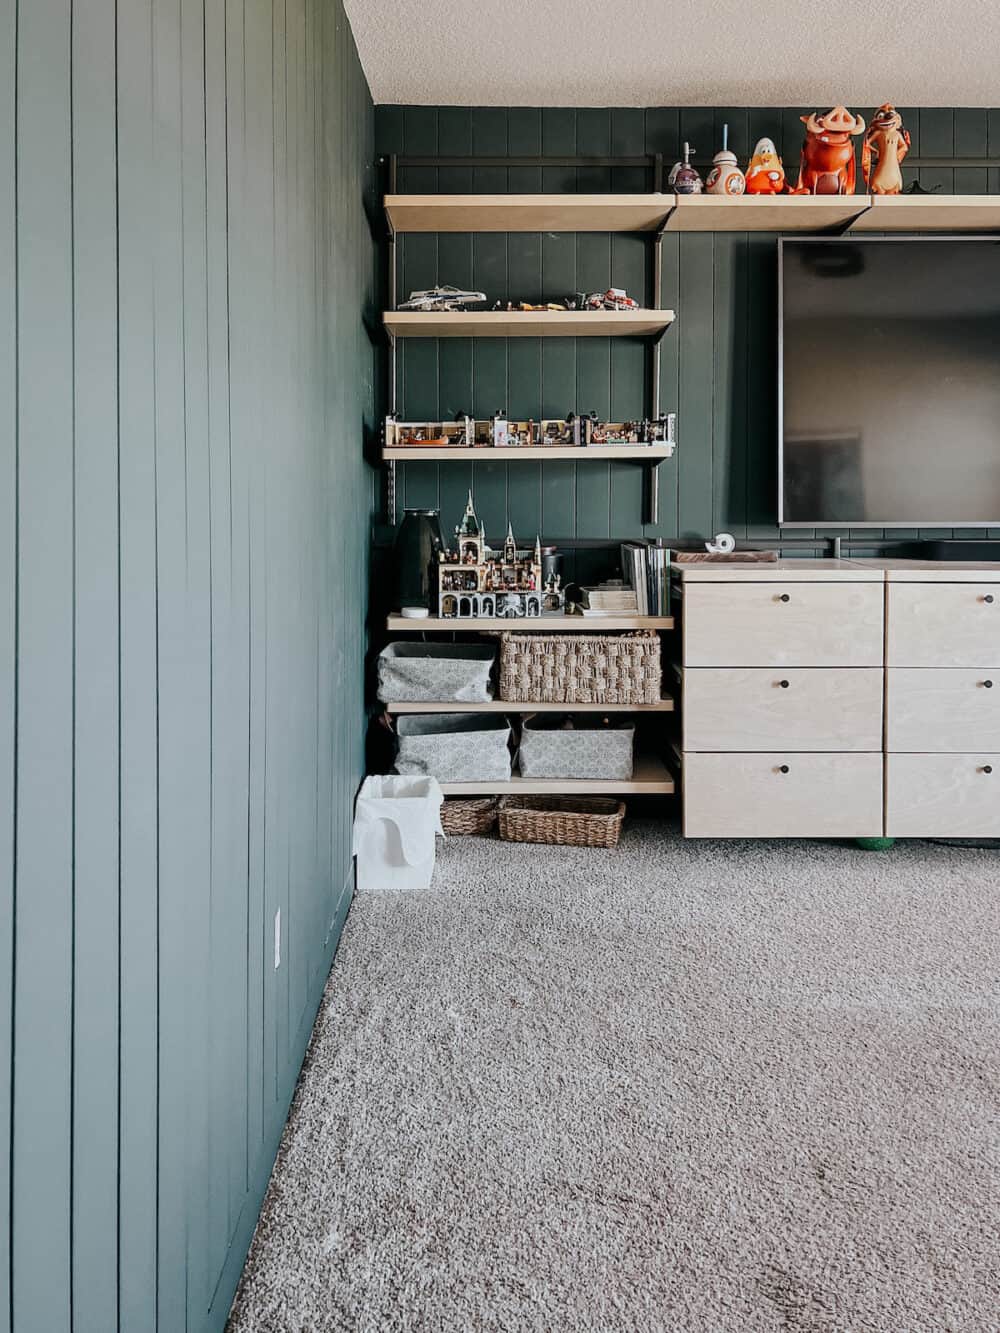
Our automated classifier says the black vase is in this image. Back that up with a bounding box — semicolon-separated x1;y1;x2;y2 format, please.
393;509;445;611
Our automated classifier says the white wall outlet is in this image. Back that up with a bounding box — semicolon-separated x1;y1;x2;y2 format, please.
273;908;281;970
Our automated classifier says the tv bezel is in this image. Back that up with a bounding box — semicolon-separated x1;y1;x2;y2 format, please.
778;233;1000;528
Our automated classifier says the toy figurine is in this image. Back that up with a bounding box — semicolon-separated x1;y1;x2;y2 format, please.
706;124;746;196
862;104;910;195
745;137;786;194
792;106;866;195
670;142;703;195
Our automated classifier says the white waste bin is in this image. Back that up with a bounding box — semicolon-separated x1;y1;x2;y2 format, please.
352;775;445;891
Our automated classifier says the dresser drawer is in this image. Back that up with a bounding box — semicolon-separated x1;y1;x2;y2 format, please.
887;669;1000;751
682;752;883;838
886;754;1000;837
682;583;884;667
888;584;1000;667
683;668;883;752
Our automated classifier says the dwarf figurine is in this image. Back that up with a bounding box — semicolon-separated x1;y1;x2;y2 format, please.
745;137;786;194
792;106;866;195
862;104;910;195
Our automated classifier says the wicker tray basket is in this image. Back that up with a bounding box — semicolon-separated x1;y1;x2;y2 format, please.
440;797;499;836
498;796;626;848
498;631;661;705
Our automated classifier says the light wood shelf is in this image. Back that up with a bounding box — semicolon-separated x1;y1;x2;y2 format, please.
384;697;675;714
386;614;675;632
386;193;674;234
385;191;1000;238
851;194;1000;232
667;193;867;232
382;445;674;462
384;309;675;339
439;753;675;795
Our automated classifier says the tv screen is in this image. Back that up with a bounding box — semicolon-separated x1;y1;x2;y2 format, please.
779;237;1000;527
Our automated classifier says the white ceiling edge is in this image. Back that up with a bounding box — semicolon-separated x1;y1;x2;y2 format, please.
345;0;1000;111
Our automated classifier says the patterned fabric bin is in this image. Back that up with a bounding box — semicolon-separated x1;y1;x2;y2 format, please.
518;715;635;781
499;632;661;705
378;642;496;703
394;713;512;782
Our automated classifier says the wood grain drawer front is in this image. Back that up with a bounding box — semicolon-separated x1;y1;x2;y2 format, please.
887;669;1000;751
683;583;884;667
683;669;883;752
887;584;1000;666
886;754;1000;837
683;752;883;838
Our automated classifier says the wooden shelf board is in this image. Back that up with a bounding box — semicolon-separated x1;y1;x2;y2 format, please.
385;192;1000;239
851;194;1000;232
385;193;674;234
383;310;675;339
386;614;675;632
384;697;675;714
667;193;868;232
439;753;675;795
382;445;674;462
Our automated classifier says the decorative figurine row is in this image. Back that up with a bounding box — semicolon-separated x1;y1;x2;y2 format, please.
669;106;910;197
385;410;677;452
437;493;564;619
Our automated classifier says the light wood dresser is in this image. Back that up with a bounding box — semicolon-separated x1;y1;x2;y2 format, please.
675;558;1000;839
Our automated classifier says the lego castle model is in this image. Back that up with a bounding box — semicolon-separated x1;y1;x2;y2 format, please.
437;492;564;619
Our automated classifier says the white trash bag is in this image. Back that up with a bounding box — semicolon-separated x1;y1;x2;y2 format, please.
352;775;445;891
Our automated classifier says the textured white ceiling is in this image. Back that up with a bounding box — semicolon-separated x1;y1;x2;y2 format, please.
345;0;1000;107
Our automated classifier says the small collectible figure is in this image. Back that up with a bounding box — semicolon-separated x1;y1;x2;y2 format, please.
671;142;703;195
862;104;910;195
491;410;508;448
706;124;746;196
745;137;786;194
792;106;865;195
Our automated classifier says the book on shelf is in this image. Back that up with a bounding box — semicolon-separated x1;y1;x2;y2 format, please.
620;541;671;616
578;581;639;615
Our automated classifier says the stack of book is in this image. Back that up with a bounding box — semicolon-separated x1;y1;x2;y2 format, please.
579;581;639;615
620;541;671;616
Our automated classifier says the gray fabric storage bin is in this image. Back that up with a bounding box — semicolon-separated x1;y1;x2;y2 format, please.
395;713;512;782
518;715;634;780
378;642;496;703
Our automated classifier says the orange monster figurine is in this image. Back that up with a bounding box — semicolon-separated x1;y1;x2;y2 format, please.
792;106;866;195
862;104;910;194
745;137;786;194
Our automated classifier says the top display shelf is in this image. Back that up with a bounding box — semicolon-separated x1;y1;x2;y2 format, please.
384;193;1000;235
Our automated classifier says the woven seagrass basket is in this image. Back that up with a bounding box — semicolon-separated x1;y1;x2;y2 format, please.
497;796;625;848
498;631;660;705
440;796;499;836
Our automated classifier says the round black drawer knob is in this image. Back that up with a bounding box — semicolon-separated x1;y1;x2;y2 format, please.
779;679;790;688
984;595;995;605
779;764;790;774
984;765;994;775
984;680;994;689
779;593;791;603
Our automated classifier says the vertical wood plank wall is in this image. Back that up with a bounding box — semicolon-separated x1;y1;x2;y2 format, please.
2;2;375;1330
376;105;1000;549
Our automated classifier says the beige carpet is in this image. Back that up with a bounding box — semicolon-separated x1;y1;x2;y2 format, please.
228;823;1000;1332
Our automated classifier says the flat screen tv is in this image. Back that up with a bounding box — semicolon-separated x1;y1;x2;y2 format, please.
779;236;1000;527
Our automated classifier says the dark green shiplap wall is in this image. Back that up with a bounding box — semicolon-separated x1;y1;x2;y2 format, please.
1;3;374;1331
376;105;1000;550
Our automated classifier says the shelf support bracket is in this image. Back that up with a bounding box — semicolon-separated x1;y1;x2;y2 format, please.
644;460;661;526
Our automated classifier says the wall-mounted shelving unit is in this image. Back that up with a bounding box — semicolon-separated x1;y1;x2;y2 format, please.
382;445;675;463
384;308;675;339
385;191;1000;236
386;614;675;632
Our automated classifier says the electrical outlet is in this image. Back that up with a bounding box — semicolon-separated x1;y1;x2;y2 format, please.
273;908;281;970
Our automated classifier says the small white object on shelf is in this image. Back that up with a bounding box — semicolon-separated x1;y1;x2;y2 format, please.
400;606;430;619
705;532;736;555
